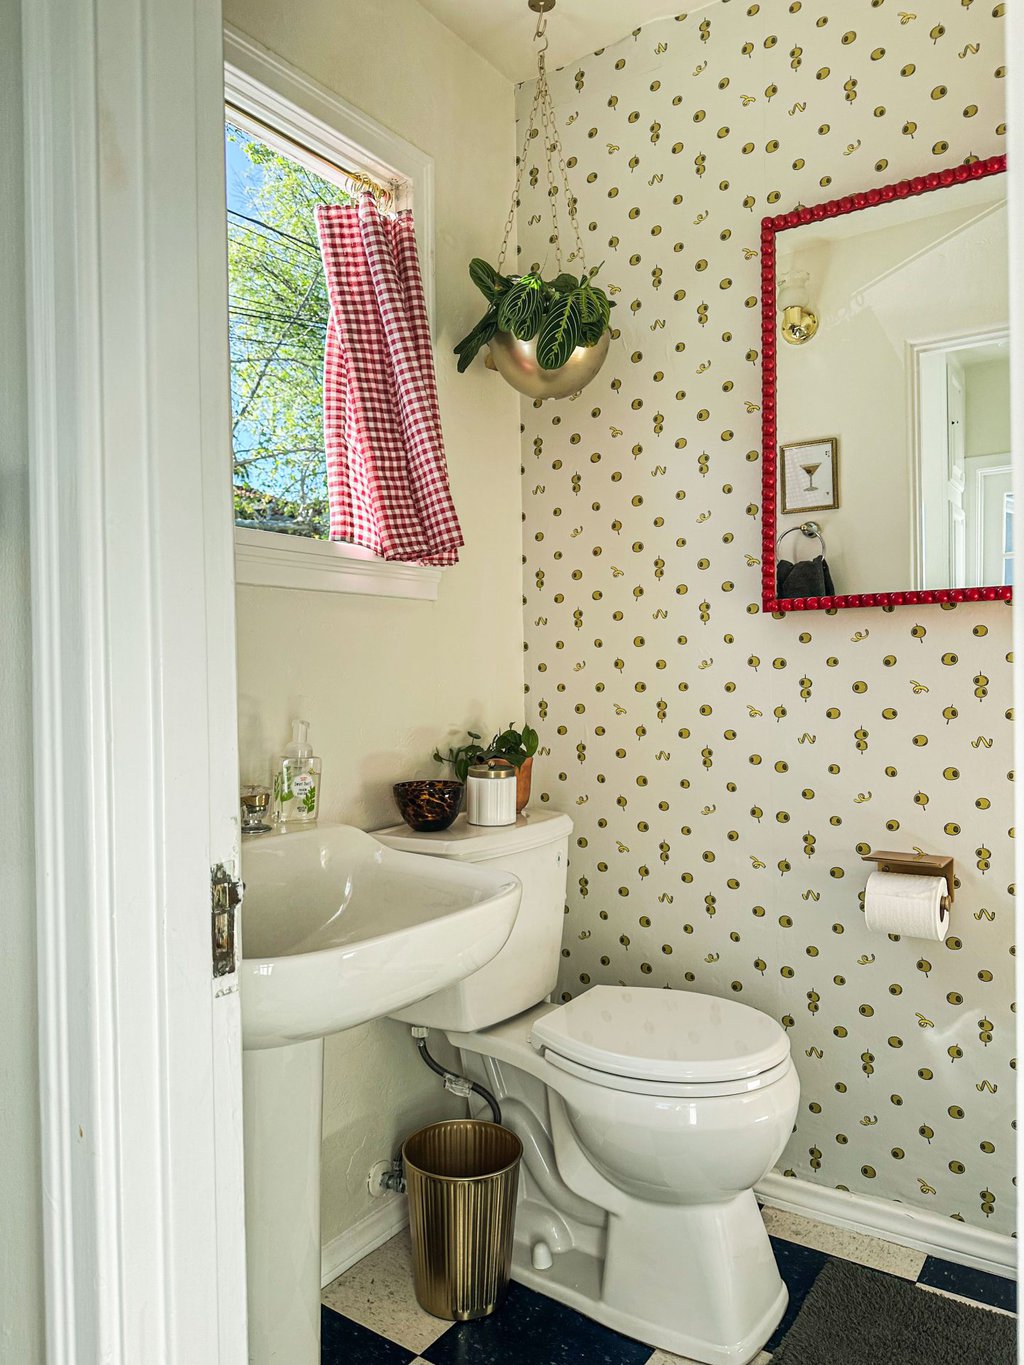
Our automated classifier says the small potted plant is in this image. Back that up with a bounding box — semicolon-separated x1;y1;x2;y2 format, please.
434;723;539;813
431;732;488;784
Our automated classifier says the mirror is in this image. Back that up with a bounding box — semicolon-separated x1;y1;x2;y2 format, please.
760;157;1012;611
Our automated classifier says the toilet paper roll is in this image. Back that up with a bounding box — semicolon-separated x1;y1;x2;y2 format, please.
863;870;949;942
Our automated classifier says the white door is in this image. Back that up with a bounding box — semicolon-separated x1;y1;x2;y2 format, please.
22;0;248;1361
913;347;952;590
945;360;967;587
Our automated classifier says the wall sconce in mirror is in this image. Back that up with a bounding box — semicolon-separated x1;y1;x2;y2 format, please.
760;154;1011;615
778;268;818;345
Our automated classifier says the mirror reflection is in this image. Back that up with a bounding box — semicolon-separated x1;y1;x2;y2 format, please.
773;170;1010;600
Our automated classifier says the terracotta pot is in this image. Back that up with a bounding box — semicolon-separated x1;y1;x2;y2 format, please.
487;756;533;814
515;756;533;814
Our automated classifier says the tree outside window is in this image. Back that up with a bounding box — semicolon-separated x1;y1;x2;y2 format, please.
226;121;354;539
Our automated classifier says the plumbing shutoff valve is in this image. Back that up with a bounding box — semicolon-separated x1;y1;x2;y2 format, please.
369;1158;407;1197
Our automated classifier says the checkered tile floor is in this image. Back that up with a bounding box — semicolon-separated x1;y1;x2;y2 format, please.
320;1206;1016;1364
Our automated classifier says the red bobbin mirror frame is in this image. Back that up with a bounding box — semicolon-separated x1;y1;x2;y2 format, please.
760;153;1010;616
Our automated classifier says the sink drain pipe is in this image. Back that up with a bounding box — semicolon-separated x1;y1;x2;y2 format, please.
412;1027;502;1126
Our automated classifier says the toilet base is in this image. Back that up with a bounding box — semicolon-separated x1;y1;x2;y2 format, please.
448;1016;795;1365
511;1238;786;1365
509;1191;787;1365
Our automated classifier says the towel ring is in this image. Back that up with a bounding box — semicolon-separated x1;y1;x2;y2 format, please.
776;520;826;557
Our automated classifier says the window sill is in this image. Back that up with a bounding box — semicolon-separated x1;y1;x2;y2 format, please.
233;528;442;600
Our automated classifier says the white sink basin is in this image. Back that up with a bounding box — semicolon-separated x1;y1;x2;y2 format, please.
240;821;521;1365
240;822;521;1049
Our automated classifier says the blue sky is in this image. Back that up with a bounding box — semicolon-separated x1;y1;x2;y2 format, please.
225;126;258;215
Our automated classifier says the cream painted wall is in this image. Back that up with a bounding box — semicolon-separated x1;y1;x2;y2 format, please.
518;0;1014;1234
0;0;44;1355
965;358;1012;458
226;0;522;1246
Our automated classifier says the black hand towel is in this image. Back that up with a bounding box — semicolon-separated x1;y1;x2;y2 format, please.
776;555;835;599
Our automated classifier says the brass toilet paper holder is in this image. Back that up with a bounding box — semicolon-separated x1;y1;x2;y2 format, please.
861;850;955;913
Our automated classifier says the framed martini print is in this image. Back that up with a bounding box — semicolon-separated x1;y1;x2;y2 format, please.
780;437;839;515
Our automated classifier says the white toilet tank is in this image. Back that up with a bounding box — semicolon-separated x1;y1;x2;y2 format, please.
375;809;572;1030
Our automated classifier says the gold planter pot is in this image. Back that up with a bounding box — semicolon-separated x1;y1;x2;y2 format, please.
488;328;610;401
403;1120;523;1321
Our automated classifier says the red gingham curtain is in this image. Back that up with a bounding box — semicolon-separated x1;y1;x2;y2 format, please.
314;195;463;566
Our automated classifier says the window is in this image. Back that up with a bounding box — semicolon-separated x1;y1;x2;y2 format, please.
224;27;438;598
226;113;356;540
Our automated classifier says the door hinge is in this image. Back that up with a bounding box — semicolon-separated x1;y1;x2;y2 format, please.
211;863;243;978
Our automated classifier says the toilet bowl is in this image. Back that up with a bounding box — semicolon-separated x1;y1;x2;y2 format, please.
376;812;800;1365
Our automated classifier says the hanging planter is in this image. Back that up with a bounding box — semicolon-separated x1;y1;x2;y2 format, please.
488;328;611;402
453;0;615;401
455;261;614;400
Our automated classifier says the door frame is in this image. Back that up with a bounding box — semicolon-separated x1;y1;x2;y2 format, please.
21;0;247;1360
906;327;1009;590
964;453;1013;587
1011;0;1024;1296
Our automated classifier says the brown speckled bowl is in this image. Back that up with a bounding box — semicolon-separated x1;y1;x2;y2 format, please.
392;779;464;832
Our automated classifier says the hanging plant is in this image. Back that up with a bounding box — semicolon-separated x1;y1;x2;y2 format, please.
453;1;615;401
454;262;614;374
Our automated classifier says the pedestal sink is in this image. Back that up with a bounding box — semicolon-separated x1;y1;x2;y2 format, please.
240;823;521;1365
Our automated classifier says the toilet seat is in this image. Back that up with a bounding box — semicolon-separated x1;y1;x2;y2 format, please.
531;985;790;1089
541;1047;793;1097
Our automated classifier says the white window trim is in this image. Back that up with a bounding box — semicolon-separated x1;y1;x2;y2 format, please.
234;527;442;598
224;25;442;601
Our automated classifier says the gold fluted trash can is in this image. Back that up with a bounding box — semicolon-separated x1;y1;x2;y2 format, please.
402;1120;523;1321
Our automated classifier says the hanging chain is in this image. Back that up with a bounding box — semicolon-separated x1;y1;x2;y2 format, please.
537;52;565;274
496;6;587;280
545;80;586;271
497;73;545;275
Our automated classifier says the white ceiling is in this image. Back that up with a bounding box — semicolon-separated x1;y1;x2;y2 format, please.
414;0;710;84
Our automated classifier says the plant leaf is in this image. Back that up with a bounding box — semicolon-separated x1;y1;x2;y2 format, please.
469;258;508;303
578;284;603;330
453;308;498;373
536;290;583;371
577;283;610;345
497;275;545;341
549;272;580;295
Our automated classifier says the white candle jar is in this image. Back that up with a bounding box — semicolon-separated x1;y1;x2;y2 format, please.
466;763;517;827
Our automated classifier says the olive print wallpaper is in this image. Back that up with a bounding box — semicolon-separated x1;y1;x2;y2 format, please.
515;0;1013;1235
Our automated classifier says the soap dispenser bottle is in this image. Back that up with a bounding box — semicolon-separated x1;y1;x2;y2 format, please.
275;719;322;829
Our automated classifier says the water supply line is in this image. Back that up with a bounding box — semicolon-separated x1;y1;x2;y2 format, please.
412;1027;503;1126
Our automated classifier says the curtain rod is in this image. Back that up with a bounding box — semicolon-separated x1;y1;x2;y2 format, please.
225;101;398;205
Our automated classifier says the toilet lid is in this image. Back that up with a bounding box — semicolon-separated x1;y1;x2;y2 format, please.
531;986;790;1084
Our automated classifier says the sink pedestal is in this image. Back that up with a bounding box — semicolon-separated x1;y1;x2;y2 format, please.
244;1040;324;1365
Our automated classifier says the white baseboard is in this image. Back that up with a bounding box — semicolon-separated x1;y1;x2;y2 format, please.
321;1196;409;1289
319;1172;1015;1291
756;1171;1016;1280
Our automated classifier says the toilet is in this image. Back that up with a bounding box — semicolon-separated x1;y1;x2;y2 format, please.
376;810;800;1365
